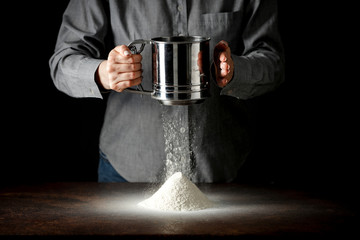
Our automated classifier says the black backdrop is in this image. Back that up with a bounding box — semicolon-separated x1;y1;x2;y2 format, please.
2;1;356;190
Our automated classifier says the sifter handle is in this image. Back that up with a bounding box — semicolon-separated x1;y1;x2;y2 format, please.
124;39;152;95
127;39;151;54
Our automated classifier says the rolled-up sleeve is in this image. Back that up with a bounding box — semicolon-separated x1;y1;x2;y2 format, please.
220;0;285;100
49;0;108;98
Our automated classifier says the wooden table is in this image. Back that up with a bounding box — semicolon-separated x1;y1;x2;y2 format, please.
0;183;356;239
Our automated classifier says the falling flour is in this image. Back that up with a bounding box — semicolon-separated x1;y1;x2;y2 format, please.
138;107;212;212
161;107;196;181
138;172;213;211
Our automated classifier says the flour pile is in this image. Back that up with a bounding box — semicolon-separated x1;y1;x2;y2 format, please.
138;172;213;211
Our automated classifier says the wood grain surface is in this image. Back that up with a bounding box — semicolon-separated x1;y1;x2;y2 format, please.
0;183;356;239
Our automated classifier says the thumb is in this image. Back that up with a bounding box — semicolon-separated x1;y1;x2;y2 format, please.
214;40;229;62
114;45;132;57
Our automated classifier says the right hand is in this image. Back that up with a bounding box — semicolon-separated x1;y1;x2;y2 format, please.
96;45;143;92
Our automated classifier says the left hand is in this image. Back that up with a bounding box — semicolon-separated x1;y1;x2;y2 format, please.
213;40;234;88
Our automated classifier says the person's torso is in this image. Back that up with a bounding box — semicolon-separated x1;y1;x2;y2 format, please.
100;0;252;182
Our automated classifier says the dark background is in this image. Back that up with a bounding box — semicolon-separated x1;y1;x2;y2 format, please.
1;1;356;191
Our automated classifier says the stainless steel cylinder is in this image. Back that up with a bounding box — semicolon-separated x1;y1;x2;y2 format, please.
151;36;210;105
127;36;210;105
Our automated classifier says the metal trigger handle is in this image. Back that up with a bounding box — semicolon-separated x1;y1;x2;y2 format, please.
124;39;152;95
127;39;151;54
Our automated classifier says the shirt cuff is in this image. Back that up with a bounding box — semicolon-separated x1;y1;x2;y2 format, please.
219;55;253;100
78;58;105;99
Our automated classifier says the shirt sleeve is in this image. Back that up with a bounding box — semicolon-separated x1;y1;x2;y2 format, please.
49;0;108;99
220;0;285;100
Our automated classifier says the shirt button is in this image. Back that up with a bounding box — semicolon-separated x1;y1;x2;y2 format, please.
177;5;182;11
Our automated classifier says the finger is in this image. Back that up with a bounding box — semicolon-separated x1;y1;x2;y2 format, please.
114;45;132;57
108;45;131;63
217;78;229;88
214;40;229;53
214;41;229;63
113;53;142;64
219;52;228;62
107;63;142;73
112;77;143;92
108;45;143;64
220;62;230;77
109;70;143;82
219;40;229;47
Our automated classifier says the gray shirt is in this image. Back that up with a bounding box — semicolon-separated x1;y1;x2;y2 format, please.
49;0;284;182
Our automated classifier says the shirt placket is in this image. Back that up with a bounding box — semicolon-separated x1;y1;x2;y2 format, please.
174;0;188;36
